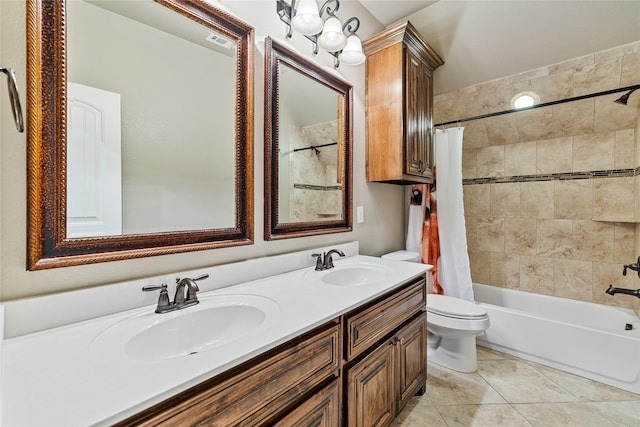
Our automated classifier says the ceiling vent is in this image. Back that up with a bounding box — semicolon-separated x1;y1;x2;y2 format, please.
205;33;234;49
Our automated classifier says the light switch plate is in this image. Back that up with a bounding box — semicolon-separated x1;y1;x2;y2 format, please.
356;206;364;223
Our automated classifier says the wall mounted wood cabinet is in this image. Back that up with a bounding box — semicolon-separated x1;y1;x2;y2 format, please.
364;21;444;185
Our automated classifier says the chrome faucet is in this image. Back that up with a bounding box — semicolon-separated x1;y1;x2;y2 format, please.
311;249;346;271
142;274;209;313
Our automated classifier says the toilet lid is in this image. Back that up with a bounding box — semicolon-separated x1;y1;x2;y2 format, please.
427;294;488;319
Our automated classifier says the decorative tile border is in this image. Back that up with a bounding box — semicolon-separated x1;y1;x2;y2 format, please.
293;183;342;191
463;167;639;185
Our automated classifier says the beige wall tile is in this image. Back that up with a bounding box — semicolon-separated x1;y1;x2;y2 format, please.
531;71;573;103
537;219;574;258
476;79;530;115
462;148;478;179
463;119;489;149
504;218;537;255
520;255;554;295
477;146;505;177
552;99;595;137
505;141;537;176
484;114;519;146
553;259;593;301
614;129;635;169
465;216;478;252
515;108;554;143
614;223;636;263
594;95;638;133
469;250;491;284
477;218;505;252
573;132;615;172
521;181;554;219
548;54;594;76
621;51;640;86
490;252;520;288
572;220;615;262
537;137;573;174
490;183;520;218
593;177;635;221
554;180;593;220
433;86;480;124
573;58;622;96
463;184;490;217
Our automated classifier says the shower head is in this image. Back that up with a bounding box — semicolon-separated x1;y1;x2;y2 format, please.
614;87;639;105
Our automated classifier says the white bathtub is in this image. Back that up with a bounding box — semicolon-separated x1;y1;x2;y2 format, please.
473;283;640;394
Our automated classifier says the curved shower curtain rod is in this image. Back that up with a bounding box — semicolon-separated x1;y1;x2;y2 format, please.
434;83;640;128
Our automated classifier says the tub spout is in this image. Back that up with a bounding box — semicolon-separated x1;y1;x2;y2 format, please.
606;284;640;299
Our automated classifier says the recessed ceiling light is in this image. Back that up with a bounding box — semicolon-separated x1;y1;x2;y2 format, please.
511;91;540;109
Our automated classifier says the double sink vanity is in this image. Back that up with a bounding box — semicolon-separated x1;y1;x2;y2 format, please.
2;244;431;426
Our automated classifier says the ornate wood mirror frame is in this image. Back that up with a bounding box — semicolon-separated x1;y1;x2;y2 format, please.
264;37;353;240
26;0;254;270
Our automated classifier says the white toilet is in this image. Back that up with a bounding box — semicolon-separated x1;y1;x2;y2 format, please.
381;250;421;263
426;294;490;372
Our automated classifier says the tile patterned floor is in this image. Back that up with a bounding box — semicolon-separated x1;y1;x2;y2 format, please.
391;346;640;427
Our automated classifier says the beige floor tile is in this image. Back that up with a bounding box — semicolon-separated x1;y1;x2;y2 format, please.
513;402;618;426
477;359;578;403
436;404;532;427
531;363;640;402
476;345;513;361
590;401;640;426
390;397;448;427
426;362;507;405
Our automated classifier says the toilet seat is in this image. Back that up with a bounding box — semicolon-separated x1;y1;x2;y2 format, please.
427;294;488;320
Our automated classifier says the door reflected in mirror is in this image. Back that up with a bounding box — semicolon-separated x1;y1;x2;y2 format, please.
26;0;254;269
66;0;236;237
264;37;352;240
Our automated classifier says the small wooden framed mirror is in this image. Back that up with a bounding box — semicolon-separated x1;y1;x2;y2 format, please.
264;37;353;240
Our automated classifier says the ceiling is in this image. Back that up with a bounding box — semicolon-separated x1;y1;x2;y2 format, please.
359;0;640;94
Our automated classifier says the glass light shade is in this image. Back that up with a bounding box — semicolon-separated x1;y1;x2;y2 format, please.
317;16;347;52
291;0;324;35
338;34;365;65
510;91;540;109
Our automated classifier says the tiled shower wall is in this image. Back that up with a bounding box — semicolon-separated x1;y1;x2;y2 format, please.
434;41;640;314
288;121;342;222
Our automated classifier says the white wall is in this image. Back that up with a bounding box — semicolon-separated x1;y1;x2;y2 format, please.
0;0;407;301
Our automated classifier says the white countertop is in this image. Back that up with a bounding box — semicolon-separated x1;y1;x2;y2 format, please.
2;255;429;426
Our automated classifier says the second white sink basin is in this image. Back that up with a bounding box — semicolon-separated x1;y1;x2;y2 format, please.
309;263;393;287
90;294;280;361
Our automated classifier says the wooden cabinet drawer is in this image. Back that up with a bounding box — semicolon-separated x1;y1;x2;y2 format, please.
274;379;341;427
344;276;425;361
120;322;341;427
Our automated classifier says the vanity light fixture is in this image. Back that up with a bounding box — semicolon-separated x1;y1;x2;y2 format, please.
276;0;365;68
511;91;540;109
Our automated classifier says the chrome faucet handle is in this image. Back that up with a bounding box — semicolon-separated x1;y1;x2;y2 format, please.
142;283;171;313
312;253;324;271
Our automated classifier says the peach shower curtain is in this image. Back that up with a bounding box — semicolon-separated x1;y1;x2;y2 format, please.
412;181;443;295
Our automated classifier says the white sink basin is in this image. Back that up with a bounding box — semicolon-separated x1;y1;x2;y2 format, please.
90;294;280;361
308;263;393;287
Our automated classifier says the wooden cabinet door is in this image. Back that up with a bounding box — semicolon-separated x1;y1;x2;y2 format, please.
405;49;423;178
274;379;341;427
404;49;433;181
395;313;427;410
346;341;396;427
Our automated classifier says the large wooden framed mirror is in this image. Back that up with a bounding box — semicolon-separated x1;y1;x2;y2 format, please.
264;37;352;240
26;0;254;270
